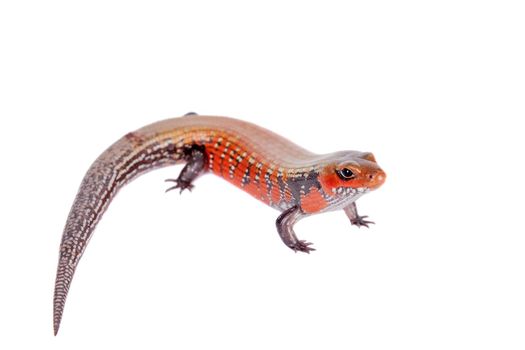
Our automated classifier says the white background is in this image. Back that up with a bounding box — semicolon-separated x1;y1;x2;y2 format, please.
1;1;524;349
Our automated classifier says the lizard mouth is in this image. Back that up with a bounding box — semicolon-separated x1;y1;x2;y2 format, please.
323;187;369;212
332;187;369;196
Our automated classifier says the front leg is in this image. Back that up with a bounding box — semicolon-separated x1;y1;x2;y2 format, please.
166;144;206;193
276;206;315;253
344;202;374;228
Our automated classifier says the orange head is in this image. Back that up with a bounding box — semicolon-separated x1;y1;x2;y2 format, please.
317;151;386;210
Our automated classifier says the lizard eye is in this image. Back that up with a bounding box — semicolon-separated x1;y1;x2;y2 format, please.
337;168;355;180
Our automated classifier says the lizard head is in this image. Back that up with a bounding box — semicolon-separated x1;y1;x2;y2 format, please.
317;151;386;207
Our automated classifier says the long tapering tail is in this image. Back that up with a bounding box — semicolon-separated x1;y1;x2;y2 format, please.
53;131;183;335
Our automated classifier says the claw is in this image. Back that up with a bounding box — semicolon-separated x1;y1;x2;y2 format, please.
290;240;316;254
351;215;375;228
165;179;194;193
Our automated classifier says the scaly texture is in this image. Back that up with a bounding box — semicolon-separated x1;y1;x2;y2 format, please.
54;114;386;335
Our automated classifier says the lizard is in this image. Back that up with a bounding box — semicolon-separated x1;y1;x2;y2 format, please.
53;112;386;334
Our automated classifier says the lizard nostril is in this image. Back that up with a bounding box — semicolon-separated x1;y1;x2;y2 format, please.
368;174;374;180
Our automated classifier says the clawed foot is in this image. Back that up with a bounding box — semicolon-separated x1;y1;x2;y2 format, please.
165;179;194;194
351;215;374;228
288;240;316;254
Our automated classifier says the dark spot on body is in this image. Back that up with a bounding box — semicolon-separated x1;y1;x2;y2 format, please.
287;169;321;204
124;132;145;146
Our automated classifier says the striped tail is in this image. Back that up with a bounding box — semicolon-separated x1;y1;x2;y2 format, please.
53;132;183;335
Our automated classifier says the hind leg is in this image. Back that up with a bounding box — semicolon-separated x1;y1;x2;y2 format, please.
166;144;206;193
